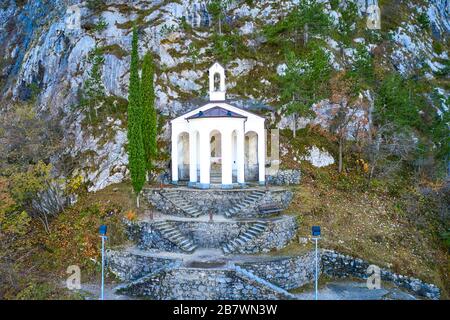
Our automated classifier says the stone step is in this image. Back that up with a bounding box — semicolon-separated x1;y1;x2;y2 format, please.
171;234;184;242
159;226;176;233
240;233;253;241
178;239;191;247
249;226;265;233
153;222;170;228
153;221;196;253
164;230;180;237
246;229;260;236
190;212;202;218
165;193;181;198
253;190;266;194
254;222;268;228
183;244;197;252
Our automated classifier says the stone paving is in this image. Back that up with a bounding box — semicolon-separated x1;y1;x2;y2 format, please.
295;279;419;300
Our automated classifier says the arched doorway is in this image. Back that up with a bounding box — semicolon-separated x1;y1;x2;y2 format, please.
210;130;222;183
177;132;189;181
244;131;258;181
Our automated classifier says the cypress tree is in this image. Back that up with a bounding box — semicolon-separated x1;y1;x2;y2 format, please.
141;52;158;176
127;27;146;206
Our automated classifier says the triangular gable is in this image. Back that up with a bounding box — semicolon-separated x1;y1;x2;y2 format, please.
186;106;247;120
171;102;265;123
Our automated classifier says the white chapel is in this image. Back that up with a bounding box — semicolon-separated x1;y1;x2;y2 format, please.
170;62;266;188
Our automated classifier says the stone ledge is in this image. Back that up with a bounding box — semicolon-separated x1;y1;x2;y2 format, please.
237;251;316;290
321;250;441;300
267;169;301;186
115;267;294;300
144;188;293;218
106;249;183;281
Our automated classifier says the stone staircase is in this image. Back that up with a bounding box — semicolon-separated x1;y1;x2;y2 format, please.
222;221;268;254
153;221;197;253
162;190;203;218
223;190;266;217
210;170;222;184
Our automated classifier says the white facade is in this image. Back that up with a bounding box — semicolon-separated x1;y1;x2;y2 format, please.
170;63;266;188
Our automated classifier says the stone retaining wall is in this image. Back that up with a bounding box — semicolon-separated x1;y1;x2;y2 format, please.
267;169;301;186
237;251;316;290
144;188;293;218
321;250;441;300
126;216;298;253
116;267;293;300
106;249;182;281
175;221;247;248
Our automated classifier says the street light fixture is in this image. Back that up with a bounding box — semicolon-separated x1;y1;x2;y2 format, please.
99;225;107;300
312;226;321;301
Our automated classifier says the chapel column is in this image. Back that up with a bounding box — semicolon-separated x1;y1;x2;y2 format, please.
236;128;245;185
171;129;178;183
188;131;198;187
221;129;233;188
258;128;266;185
199;129;210;188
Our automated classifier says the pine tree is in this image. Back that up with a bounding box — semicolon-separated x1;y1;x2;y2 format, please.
141;52;158;177
127;27;146;207
264;0;331;50
278;44;332;137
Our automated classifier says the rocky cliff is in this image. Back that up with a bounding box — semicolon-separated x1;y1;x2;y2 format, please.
0;0;448;190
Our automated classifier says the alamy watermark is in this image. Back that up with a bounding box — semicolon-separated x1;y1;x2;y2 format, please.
366;264;381;289
366;4;381;30
66;265;81;290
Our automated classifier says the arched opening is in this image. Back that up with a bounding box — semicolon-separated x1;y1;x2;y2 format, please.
210;130;222;183
213;72;221;91
231;130;238;182
244;131;258;181
177;132;190;181
195;130;200;182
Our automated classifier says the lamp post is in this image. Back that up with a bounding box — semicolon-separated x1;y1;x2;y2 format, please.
99;225;108;300
312;226;321;301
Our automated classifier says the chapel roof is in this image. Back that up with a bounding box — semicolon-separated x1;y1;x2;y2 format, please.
186;106;247;120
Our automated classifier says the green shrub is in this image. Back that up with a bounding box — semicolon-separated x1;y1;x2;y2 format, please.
93;17;108;33
440;230;450;250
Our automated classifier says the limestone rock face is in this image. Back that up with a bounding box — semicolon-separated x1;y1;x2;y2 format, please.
1;0;448;190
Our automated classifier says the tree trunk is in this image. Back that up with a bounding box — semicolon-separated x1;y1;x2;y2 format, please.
367;91;374;144
292;114;297;138
304;23;309;46
136;194;140;208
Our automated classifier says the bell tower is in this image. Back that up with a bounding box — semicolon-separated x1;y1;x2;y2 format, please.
209;62;226;101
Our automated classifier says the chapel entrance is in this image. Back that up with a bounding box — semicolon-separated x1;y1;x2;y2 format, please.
177;132;190;180
210;130;222;183
244;131;259;181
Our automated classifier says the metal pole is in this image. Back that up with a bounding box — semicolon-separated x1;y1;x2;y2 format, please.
101;236;105;300
315;237;318;301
